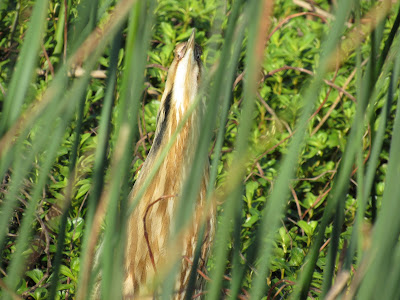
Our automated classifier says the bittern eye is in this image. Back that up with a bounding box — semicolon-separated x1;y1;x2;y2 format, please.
194;46;202;61
174;42;186;60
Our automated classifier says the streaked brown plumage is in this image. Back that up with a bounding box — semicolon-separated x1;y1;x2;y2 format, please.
123;29;215;299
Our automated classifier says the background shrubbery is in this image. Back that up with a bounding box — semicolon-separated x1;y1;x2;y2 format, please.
1;0;400;299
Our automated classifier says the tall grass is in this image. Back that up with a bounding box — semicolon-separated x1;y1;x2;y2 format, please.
1;0;400;299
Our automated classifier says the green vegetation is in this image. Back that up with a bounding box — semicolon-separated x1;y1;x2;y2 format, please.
1;0;400;299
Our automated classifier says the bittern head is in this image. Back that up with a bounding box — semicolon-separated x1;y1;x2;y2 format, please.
151;29;203;152
163;28;203;113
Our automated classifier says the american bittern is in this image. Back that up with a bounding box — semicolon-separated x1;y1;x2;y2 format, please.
123;29;215;299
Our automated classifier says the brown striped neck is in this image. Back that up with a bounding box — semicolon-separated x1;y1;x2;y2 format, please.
150;29;204;155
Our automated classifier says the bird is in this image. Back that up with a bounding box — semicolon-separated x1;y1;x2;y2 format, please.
123;28;216;299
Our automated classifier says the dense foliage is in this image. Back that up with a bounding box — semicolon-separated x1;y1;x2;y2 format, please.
1;0;400;299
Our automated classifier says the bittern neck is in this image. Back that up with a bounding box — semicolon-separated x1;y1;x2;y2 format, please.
148;92;201;165
150;56;203;155
173;51;199;117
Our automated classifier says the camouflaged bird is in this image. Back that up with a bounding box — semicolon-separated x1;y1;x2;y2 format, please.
123;29;215;299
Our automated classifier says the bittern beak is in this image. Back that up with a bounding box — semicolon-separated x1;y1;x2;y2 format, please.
177;28;197;60
186;28;196;53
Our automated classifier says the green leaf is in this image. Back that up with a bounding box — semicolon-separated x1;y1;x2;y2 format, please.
160;22;175;42
59;265;76;282
243;213;259;228
297;220;313;237
289;247;304;267
245;181;258;206
26;269;44;284
144;100;160;132
75;182;91;200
